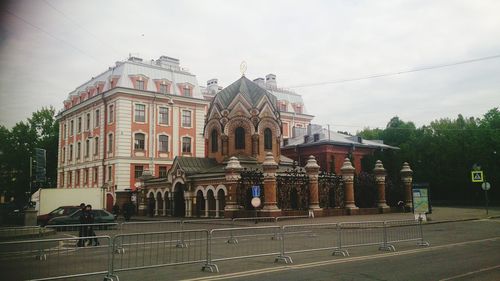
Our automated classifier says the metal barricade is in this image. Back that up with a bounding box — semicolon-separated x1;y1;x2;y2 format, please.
119;220;181;234
335;221;385;256
0;235;112;281
182;218;233;231
0;225;44;241
383;219;430;250
204;226;282;272
110;229;209;280
275;215;311;224
281;223;339;261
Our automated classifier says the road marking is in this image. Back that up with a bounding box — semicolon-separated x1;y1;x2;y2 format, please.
181;237;500;281
438;264;500;281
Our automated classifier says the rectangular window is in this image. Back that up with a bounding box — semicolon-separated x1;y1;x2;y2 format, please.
83;168;88;184
181;110;191;127
135;104;146;122
159;107;169;125
183;87;191;97
60;172;64;187
70;120;74;136
86;113;91;130
77;142;81;159
69;144;73;160
94;137;99;155
159;84;168;94
159;135;168;152
108;166;112;181
134;165;144;179
78;117;82;133
76;170;80;185
62;147;66;163
182;137;191;153
136;80;145;90
68;171;72;186
108;105;114;123
159;166;167;178
63;124;67;139
93;167;98;183
85;139;90;157
134;133;145;150
108;134;113;153
95;109;100;128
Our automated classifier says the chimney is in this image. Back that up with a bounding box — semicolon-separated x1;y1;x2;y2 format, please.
265;74;277;89
155;56;180;70
207;78;219;94
128;56;143;63
253;77;265;88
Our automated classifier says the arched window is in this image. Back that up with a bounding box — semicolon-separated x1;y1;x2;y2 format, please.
211;129;218;152
235;127;245;149
264;128;273;150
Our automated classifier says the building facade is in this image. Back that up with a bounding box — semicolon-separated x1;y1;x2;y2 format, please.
56;56;209;209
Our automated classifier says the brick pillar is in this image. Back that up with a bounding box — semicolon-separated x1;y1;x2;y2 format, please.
341;158;358;209
373;160;389;210
305;155;321;211
262;152;280;214
252;134;259;158
400;162;413;209
224;156;242;215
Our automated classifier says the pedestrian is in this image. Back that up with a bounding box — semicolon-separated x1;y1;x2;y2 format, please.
112;203;120;219
84;204;99;246
77;203;86;247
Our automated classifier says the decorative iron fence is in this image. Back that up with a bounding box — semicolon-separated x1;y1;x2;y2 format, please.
318;171;344;208
277;163;309;210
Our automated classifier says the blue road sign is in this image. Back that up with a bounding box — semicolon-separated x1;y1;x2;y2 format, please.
252;185;261;197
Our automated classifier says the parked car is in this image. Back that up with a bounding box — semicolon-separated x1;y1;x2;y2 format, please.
37;206;80;226
46;209;116;226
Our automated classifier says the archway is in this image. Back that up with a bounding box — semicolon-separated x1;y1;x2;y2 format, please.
207;189;216;217
164;191;171;216
195;190;204;217
148;192;155;217
217;189;226;217
157;192;163;216
173;183;185;217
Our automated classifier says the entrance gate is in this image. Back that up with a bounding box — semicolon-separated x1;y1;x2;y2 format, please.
276;163;309;210
237;168;263;210
318;171;344;208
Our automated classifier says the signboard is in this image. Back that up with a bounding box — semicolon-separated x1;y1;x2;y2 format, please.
481;182;491;191
471;171;484;183
251;185;261;198
251;197;261;208
412;187;430;214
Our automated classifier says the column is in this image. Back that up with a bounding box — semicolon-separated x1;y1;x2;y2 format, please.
400;162;413;209
204;196;209;217
169;195;174;216
221;135;229;156
215;197;220;218
162;197;166;216
224;157;242;213
252;134;259;158
305;155;321;211
154;195;159;216
262;152;280;213
373;160;389;209
340;158;357;209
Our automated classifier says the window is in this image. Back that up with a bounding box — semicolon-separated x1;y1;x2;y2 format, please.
77;142;81;159
108;134;113;153
159;135;168;152
83;168;88;184
183;87;191;97
68;171;72;185
86;113;91;130
76;170;80;185
313;133;320;142
134;165;144;179
78;117;82;133
159;83;168;94
159;166;168;178
69;144;73;160
60;172;64;187
95;109;100;128
93;167;98;183
182;137;191;153
135;104;146;122
70;120;74;136
235;127;245;149
134;133;145;150
136;80;145;90
295;105;302;114
85;139;90;157
279;103;287;112
159;107;169;125
211;129;218;152
63;124;67;139
108;105;114;123
108;166;112;181
62;147;66;163
94;137;99;155
264;128;273;150
181;110;191;127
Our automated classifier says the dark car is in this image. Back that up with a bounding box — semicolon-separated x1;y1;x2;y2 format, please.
46;209;116;226
37;206;81;226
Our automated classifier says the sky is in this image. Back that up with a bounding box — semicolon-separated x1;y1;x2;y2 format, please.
0;0;499;133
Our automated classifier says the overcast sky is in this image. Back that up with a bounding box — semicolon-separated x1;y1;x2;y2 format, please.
1;0;499;133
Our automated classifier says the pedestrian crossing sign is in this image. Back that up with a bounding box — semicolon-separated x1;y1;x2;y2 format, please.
471;171;484;183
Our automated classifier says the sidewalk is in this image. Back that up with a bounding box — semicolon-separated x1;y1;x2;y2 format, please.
125;206;500;224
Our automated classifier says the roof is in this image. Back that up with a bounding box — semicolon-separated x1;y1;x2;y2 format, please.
215;76;278;108
285;125;398;150
175;157;220;176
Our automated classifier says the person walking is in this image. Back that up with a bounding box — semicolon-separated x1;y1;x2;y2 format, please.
77;203;86;247
84;204;99;246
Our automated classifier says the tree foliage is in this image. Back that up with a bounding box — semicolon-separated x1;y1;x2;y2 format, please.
358;108;500;203
0;107;59;204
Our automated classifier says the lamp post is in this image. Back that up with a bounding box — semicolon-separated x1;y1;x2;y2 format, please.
101;183;109;210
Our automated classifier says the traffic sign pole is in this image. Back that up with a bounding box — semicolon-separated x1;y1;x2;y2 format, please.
485;190;489;215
